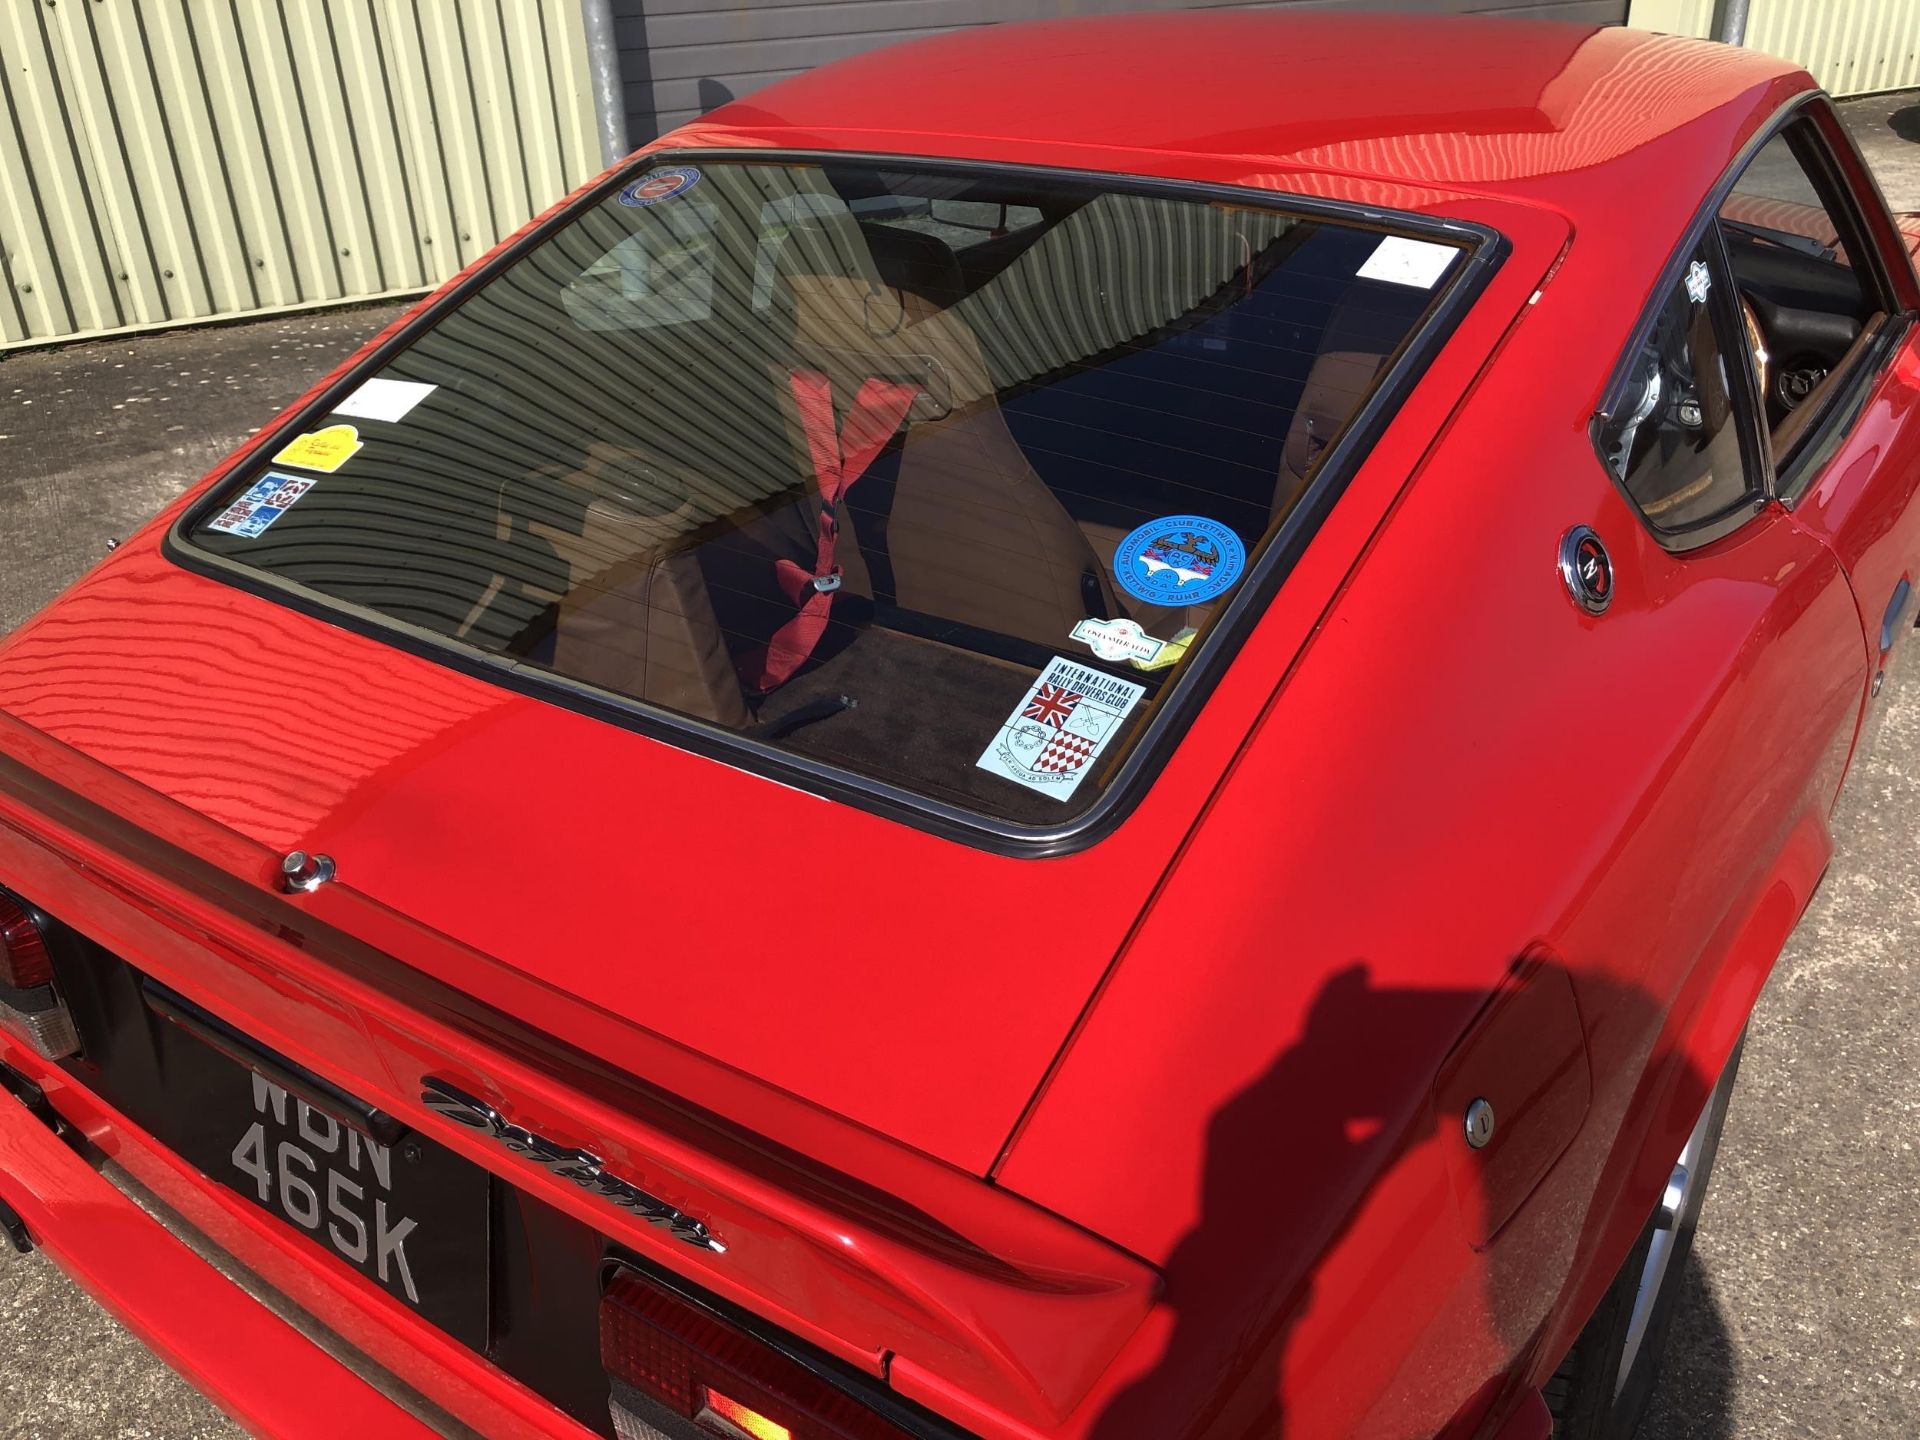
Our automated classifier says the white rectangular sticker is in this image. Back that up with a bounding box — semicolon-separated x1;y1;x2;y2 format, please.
205;471;316;539
1356;235;1457;290
975;656;1146;802
333;377;436;424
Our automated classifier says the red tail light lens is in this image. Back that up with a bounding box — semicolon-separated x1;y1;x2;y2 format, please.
600;1269;922;1440
0;897;50;989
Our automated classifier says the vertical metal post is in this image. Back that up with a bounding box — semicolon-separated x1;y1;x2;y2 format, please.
580;0;630;169
1711;0;1751;46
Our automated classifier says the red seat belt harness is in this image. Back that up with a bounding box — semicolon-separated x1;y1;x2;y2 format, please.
753;370;918;691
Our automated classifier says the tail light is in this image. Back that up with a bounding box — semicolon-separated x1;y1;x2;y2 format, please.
0;898;50;988
600;1268;933;1440
0;893;78;1061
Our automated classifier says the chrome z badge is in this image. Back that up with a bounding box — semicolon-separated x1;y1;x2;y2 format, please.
420;1077;724;1253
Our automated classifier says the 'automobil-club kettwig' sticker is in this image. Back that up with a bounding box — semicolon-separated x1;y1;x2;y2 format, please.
1113;515;1246;606
1070;616;1167;667
976;655;1146;802
272;423;362;474
619;167;701;207
206;471;316;539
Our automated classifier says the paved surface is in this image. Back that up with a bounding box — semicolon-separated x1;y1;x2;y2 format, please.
1;93;1918;1440
0;305;407;637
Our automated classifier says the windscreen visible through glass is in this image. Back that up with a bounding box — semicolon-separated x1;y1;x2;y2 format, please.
183;159;1469;827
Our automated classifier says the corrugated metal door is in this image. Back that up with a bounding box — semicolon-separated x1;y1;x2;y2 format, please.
0;0;603;350
611;0;1632;143
1629;0;1920;97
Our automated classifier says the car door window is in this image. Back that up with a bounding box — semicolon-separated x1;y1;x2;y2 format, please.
1716;119;1892;474
1596;238;1759;541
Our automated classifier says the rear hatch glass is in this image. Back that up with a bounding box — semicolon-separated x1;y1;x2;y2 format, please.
176;157;1487;833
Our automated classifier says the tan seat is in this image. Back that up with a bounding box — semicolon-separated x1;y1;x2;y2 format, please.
510;445;751;728
769;223;1119;655
1274;349;1384;519
1272;282;1417;521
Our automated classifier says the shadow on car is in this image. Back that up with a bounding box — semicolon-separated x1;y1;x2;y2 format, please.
1081;961;1725;1439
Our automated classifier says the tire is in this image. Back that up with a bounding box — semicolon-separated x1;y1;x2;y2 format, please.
1546;1036;1746;1439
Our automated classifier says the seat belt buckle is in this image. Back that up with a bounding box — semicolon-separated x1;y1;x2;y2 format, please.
810;572;843;594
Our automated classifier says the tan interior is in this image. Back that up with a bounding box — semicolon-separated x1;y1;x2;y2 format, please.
527;223;1403;721
1275;349;1382;519
520;446;751;727
774;234;1118;653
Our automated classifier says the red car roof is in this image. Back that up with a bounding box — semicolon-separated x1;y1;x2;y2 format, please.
681;13;1805;223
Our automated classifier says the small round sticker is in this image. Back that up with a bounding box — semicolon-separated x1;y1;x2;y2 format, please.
1113;515;1246;605
618;166;701;207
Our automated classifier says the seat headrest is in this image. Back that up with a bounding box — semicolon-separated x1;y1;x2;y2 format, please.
857;222;965;310
765;218;995;416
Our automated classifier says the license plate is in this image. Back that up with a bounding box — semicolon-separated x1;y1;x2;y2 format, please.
146;1022;490;1349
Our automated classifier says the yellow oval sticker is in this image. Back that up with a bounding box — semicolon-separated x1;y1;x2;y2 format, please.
272;423;363;474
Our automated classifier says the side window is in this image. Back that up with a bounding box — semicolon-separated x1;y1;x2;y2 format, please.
1717;120;1889;467
1598;240;1757;539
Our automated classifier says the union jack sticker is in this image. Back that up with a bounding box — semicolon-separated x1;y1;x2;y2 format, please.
976;655;1145;802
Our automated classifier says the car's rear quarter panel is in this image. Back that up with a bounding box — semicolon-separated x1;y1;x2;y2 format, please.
994;94;1884;1440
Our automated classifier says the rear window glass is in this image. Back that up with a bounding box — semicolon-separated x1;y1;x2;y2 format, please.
181;158;1471;831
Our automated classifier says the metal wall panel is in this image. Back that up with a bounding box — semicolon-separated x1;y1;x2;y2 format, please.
0;0;603;350
1747;0;1920;97
613;0;1632;143
1628;0;1920;97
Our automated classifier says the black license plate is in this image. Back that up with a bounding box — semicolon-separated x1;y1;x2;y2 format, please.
142;1006;490;1349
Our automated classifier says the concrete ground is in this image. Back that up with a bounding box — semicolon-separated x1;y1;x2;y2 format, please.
1;92;1918;1440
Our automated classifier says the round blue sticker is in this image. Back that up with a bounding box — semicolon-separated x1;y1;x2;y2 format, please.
1114;515;1246;605
618;166;701;207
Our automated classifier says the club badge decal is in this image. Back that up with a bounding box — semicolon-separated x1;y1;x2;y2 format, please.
618;166;701;207
1114;515;1246;606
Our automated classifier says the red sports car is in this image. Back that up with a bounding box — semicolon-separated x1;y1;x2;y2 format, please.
3;13;1917;1440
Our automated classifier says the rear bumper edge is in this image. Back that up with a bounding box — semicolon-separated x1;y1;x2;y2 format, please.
0;1080;443;1440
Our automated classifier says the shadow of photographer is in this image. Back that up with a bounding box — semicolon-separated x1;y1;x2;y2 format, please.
1082;958;1736;1440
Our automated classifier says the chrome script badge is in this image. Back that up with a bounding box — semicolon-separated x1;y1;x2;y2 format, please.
420;1076;724;1253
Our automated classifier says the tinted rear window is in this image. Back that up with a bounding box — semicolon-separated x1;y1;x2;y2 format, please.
181;158;1473;831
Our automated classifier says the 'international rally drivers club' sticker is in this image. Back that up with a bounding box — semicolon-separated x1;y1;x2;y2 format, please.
205;471;317;539
1113;514;1246;606
976;655;1146;802
618;166;701;207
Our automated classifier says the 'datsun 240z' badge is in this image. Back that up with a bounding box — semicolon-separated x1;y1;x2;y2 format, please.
420;1077;723;1252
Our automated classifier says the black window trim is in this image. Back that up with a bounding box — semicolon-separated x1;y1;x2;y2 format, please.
1592;91;1918;549
1758;106;1915;504
161;147;1508;859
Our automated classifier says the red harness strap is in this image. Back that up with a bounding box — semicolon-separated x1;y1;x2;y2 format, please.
754;368;918;690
